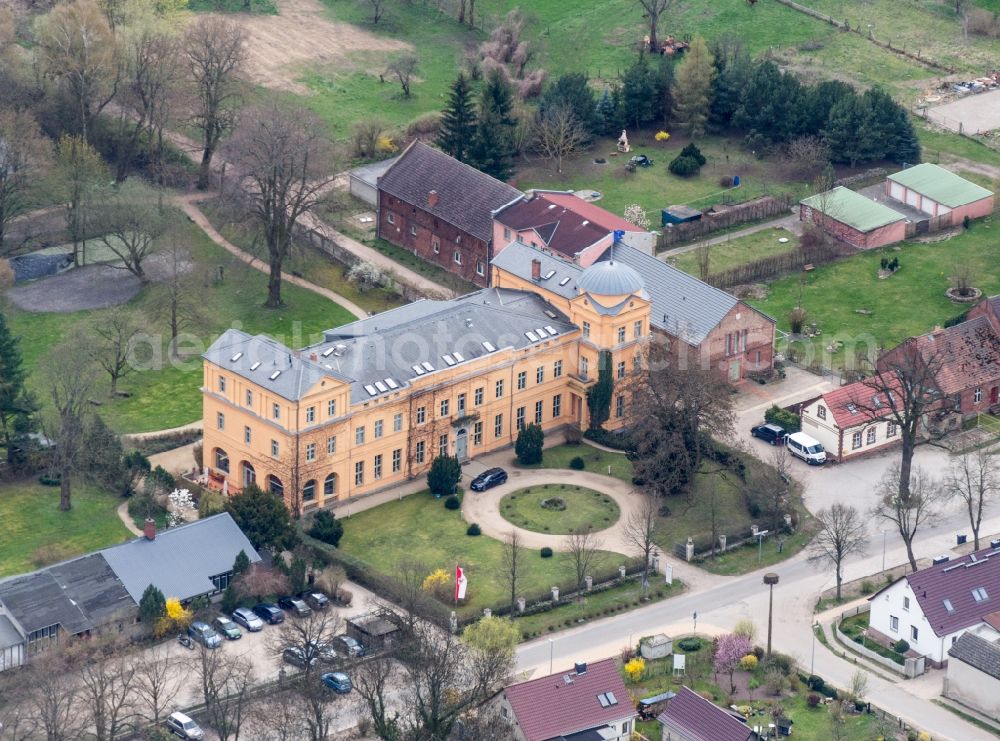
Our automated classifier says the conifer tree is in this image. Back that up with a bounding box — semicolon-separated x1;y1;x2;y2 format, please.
0;310;35;466
468;69;516;181
437;73;476;162
672;35;714;138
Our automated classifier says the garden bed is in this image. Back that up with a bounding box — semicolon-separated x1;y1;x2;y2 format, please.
499;484;619;534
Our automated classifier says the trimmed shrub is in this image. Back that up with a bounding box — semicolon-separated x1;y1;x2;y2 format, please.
764;404;801;433
677;637;702;652
444;495;461;510
668;155;701;177
38;473;61;487
569;456;585;470
860;579;876;595
308;510;344;547
515;423;544;465
807;674;825;692
807;693;821;708
428;455;462;497
893;639;910;654
466;523;481;536
540;546;553;558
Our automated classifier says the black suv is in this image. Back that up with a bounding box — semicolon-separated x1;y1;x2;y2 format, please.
751;423;787;445
470;467;508;492
253;603;285;624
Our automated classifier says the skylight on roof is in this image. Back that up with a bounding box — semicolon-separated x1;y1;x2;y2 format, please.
364;384;378;396
322;347;335;357
972;587;989;602
544;325;557;335
559;277;571;286
535;328;547;338
847;403;858;414
374;381;388;393
453;351;464;362
543;270;555;280
482;341;496;352
385;378;399;389
442;354;456;366
606;691;617;705
525;331;538;342
250;361;261;371
943;598;955;613
597;694;609;708
269;370;281;380
412;364;425;375
422;361;434;372
230;352;243;362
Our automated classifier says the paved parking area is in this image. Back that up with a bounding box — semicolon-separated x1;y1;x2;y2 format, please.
925;88;1000;134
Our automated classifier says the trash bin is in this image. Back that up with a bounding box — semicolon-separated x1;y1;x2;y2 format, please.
957;534;967;545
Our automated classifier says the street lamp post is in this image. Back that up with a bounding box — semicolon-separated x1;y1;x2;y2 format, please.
881;529;887;573
764;572;780;659
811;622;819;674
548;638;554;675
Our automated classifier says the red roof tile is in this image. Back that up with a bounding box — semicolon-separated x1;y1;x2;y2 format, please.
913;316;1000;396
821;376;901;429
656;686;754;741
537;192;640;233
504;658;635;741
495;194;611;259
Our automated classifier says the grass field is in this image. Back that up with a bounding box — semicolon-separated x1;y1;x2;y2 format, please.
0;481;132;577
514;443;633;483
668;227;799;276
748;216;1000;370
4;217;357;433
188;0;277;12
499;485;619;534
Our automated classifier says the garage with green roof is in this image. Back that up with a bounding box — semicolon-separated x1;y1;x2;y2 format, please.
799;186;908;250
886;163;994;225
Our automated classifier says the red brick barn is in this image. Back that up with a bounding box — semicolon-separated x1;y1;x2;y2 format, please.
799;186;907;249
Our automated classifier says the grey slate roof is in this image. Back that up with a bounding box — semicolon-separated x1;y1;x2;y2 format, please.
491;241;583;300
0;614;22;650
948;632;1000;679
0;554;132;636
101;513;261;602
377;141;521;243
349;155;400;189
207;289;577;405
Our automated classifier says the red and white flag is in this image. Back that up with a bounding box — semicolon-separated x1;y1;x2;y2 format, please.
455;564;468;601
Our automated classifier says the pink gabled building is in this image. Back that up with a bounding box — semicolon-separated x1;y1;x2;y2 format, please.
885;163;994;225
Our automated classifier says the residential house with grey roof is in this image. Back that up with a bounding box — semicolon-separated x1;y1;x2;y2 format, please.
944;632;1000;719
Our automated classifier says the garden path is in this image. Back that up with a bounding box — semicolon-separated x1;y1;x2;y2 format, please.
116;500;143;537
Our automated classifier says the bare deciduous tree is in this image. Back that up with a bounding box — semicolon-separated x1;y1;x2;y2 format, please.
85;305;148;396
56;134;106;267
196;645;254;740
808;503;868;600
564;528;603;598
622;494;658;591
76;640;139;741
871;464;943;572
531;104;586;173
185;16;246;190
224;104;336;308
42;343;96;511
386;53;419;97
352;653;402;741
945;448;998;551
150;233;204;359
23;649;85;741
93;182;170;282
132;646;181;725
637;0;679;53
360;0;389;24
0;110;53;256
499;530;521;613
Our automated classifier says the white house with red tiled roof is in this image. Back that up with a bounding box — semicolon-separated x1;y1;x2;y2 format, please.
868;545;1000;666
500;658;637;741
799;378;902;462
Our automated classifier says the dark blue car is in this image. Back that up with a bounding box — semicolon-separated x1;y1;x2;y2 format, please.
322;672;352;694
253;603;284;624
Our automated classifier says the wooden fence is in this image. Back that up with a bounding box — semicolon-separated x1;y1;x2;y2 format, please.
656;194;794;249
706;239;843;289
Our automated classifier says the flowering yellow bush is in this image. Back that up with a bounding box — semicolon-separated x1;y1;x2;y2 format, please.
655;131;671;142
153;598;193;637
624;657;646;683
917;734;931;741
739;654;758;671
376;135;398;154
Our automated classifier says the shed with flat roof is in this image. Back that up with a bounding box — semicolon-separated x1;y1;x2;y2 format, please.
886;163;994;225
799;186;907;249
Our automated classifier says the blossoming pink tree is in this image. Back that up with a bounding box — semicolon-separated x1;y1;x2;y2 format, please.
714;633;754;693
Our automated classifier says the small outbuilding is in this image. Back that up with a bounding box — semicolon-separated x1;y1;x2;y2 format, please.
661;205;703;226
799;186;907;249
945;631;1000;719
348;156;400;206
346;613;400;652
886;163;994;225
640;633;673;660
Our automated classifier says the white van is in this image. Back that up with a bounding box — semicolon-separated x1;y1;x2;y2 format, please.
786;431;827;465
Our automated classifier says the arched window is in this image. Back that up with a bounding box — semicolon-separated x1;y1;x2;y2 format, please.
303;479;316;501
242;462;256;487
323;472;337;497
214;448;229;473
267;474;284;497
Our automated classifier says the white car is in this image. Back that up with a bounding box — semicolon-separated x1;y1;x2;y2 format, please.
166;711;204;740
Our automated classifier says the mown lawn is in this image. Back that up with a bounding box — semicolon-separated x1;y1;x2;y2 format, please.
0;481;132;577
668;227;798;276
514;443;633;483
499;484;619;535
4;217;357;433
748;216;1000;371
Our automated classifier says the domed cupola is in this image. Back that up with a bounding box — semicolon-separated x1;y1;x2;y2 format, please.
576;259;647;307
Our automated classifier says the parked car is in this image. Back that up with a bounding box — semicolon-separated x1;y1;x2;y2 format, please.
165;711;204;740
306;639;338;662
629;154;653;167
213;616;242;640
254;603;285;625
278;596;312;617
282;646;317;669
232;607;264;632
322;671;353;694
470;467;508;492
303;591;330;611
187;621;222;649
751;423;788;446
334;634;365;657
786;431;827;465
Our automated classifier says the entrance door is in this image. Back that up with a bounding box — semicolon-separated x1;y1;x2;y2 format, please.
991;387;999;405
455;429;468;461
728;360;741;382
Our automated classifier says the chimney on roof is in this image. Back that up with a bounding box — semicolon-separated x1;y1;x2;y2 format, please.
574;661;587;675
932;325;944;335
531;259;541;281
143;518;156;541
428;190;439;208
309;353;318;361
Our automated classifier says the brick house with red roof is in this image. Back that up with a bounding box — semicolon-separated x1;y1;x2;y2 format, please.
800;377;903;462
499;658;637;741
868;544;1000;667
657;686;756;741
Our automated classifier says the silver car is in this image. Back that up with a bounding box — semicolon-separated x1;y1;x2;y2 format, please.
166;711;204;740
232;607;264;632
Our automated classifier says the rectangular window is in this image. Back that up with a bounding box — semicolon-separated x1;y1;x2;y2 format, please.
218;376;226;393
553;394;561;418
440;399;450;417
306;406;315;424
890;616;899;632
374;419;384;439
273;402;281;420
355;426;365;445
536;366;544;384
516;406;525;431
476;261;485;276
217;412;225;430
392;448;401;473
374;454;382;480
454;251;462;265
553;360;562;378
975;387;983;403
432;239;440;253
616;361;626;380
327;436;336;455
244;426;252;444
328;399;336;417
387;212;395;224
726;333;733;356
305;443;316;461
245;389;253;406
503;227;511;241
494;413;503;438
903;596;910;610
271;440;279;457
910;626;919;642
582;321;590;338
409;225;417;236
457;393;466;413
417;406;426;424
415;440;426;464
495;379;504;399
354;461;364;486
534;400;543;424
474;387;484;406
393;413;403;432
580;357;589;378
439;433;449;453
817;405;827;420
615;394;625;418
851;432;862;450
887;421;897;437
617;327;626;344
634;320;643;339
517;371;527;390
473;421;483;445
866;427;876;444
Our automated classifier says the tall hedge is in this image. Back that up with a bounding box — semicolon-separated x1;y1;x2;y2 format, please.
587;350;613;430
